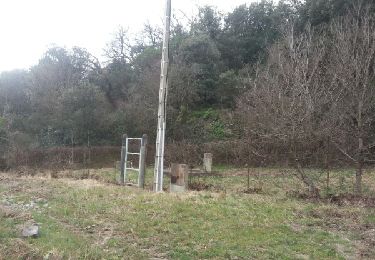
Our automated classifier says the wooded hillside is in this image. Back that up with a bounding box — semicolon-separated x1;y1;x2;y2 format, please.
0;0;374;183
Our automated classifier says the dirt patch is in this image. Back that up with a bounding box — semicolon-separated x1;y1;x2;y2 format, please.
188;181;213;191
300;202;375;258
359;228;375;258
327;194;375;208
0;238;42;259
243;187;263;194
287;190;375;208
0;204;18;218
286;190;315;200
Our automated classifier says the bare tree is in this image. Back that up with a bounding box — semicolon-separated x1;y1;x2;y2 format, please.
104;26;132;63
328;8;375;195
237;23;330;196
238;5;375;196
142;22;163;47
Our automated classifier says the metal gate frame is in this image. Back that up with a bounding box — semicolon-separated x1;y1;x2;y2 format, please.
120;134;147;187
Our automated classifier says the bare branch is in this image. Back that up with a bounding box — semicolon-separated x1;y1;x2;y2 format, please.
330;141;357;163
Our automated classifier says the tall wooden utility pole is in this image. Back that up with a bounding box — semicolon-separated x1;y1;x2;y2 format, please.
154;0;172;192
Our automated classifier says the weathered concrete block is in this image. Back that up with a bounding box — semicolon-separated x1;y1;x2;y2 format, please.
203;153;213;173
170;163;188;192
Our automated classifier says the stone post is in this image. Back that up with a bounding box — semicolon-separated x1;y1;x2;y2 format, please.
203;153;213;173
170;163;188;192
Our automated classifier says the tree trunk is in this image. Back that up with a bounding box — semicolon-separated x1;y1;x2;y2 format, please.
355;133;364;195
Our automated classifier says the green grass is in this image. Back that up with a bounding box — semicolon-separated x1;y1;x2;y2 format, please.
0;167;374;259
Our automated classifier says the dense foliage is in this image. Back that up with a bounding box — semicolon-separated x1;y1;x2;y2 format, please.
0;0;294;146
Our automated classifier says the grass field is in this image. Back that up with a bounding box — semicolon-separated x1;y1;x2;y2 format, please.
0;167;374;259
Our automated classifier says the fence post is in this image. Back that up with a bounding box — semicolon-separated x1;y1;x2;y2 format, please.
203;153;213;173
138;134;148;189
170;163;188;193
119;134;127;185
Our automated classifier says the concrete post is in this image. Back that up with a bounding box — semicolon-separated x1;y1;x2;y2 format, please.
138;134;148;189
203;153;213;173
119;134;127;185
170;163;188;193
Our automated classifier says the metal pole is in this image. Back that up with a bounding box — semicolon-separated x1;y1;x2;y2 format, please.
154;0;171;192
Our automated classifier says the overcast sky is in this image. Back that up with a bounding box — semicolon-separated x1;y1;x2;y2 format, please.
0;0;262;72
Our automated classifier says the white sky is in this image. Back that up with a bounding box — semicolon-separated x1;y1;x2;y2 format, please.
0;0;261;72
